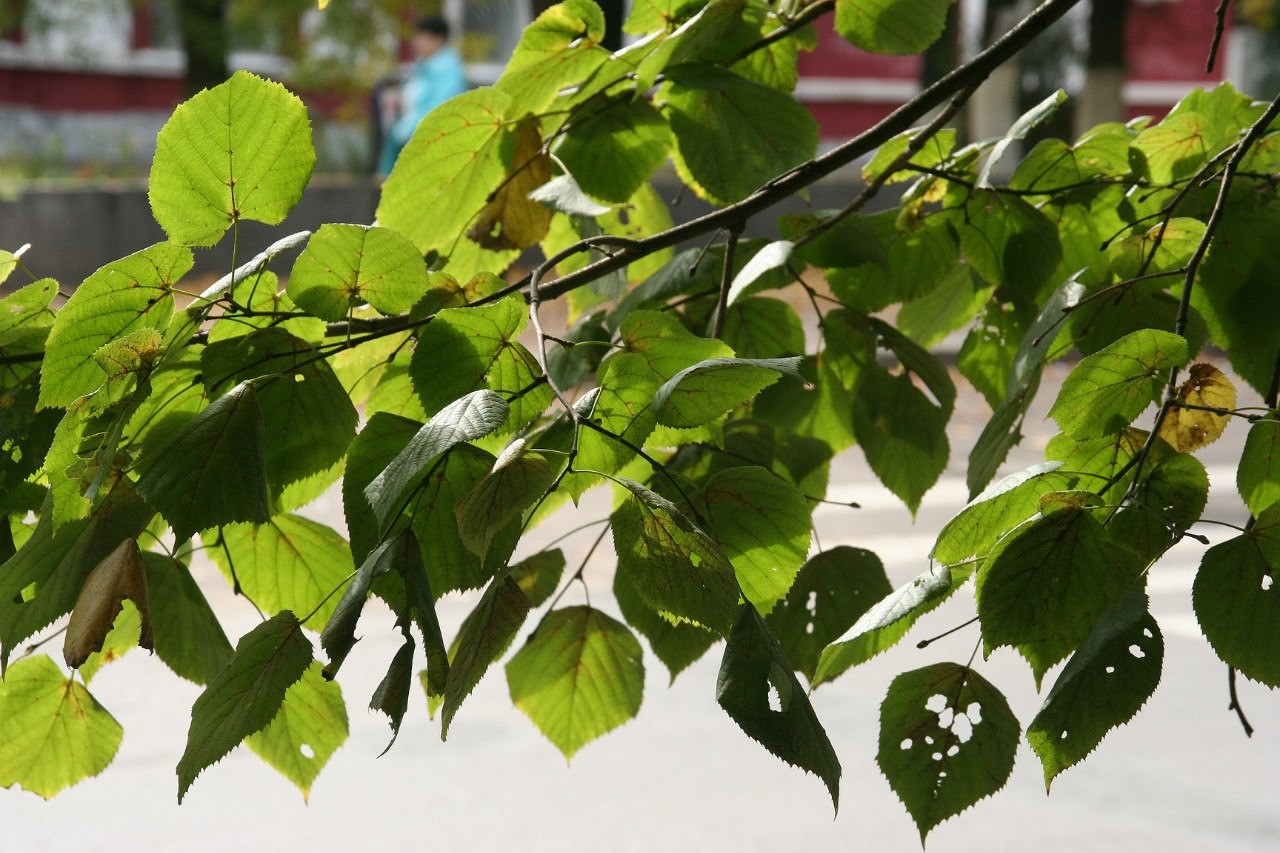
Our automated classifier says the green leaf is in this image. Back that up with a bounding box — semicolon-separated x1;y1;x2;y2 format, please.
725;240;794;306
410;297;551;434
877;662;1019;843
370;636;415;753
557;97;672;204
614;568;719;681
619;309;732;378
1130;113;1212;184
0;484;153;669
364;390;510;529
953;190;1062;295
441;575;530;738
869;317;956;416
1238;419;1280;516
207;515;353;632
39;242;189;409
245;661;347;801
722;297;807;359
1192;506;1280;687
1027;593;1163;789
132;379;270;537
851;365;949;514
1108;450;1209;562
569;353;660;495
201;327;357;507
704;465;811;614
977;90;1068;187
1048;329;1189;439
142;552;233;685
836;0;954;55
177;611;313;802
653;356;802;428
862;127;957;185
287;224;427;322
813;565;960;687
1011;123;1135;191
376;87;515;260
321;530;413;677
612;479;739;634
511;551;566;608
149;71;314;247
343;412;421;564
933;462;1077;566
0;277;57;351
765;546;892;682
506;606;644;759
663;63;818;204
495;0;609;113
0;655;122;798
455;445;556;559
717;603;841;809
976;507;1144;685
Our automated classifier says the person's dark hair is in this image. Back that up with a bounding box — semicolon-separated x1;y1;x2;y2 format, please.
415;16;450;39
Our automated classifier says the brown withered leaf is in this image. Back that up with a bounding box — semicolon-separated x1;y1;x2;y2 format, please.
63;538;153;669
1159;362;1236;452
466;116;553;251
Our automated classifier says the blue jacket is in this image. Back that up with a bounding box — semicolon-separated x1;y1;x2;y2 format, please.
390;45;468;146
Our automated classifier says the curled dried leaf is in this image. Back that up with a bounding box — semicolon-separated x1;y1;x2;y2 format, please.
63;539;153;669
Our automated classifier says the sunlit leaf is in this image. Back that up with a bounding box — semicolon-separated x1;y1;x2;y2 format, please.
1158;363;1236;452
245;661;347;801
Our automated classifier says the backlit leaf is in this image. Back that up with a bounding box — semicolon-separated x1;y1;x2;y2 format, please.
836;0;955;55
287;224;428;321
653;357;802;428
0;655;122;798
245;661;347;801
142;552;232;685
852;365;949;514
441;575;530;738
506;606;644;759
1158;363;1235;452
150;71;314;247
467;116;553;251
1238;419;1280;516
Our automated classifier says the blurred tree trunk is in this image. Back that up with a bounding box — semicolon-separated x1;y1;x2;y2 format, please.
179;0;229;96
1075;0;1128;137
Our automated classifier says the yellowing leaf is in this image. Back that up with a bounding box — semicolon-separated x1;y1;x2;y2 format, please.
1159;363;1236;452
467;116;553;251
63;538;153;670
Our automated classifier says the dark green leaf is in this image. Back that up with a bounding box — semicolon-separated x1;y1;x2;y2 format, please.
510;550;566;608
614;567;719;681
177;611;313;802
765;547;892;682
369;637;415;754
717;603;841;809
441;575;530;738
1027;594;1163;789
142;552;232;685
321;531;413;677
455;446;556;559
877;662;1019;843
852;365;949;514
653;357;802;428
343;412;421;564
1239;419;1280;516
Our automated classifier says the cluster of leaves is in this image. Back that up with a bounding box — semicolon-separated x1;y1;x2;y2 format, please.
1;0;1279;842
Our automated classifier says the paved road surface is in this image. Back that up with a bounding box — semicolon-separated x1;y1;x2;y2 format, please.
4;366;1278;852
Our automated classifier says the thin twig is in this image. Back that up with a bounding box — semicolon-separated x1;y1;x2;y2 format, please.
1227;666;1255;737
1206;0;1231;73
710;226;742;339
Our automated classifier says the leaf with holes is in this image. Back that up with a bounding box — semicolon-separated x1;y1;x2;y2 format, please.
245;661;347;801
877;662;1019;843
149;71;313;247
1027;593;1163;789
1193;505;1280;687
0;655;122;798
506;606;644;759
1049;329;1189;439
177;611;313;802
717;603;841;809
765;547;892;682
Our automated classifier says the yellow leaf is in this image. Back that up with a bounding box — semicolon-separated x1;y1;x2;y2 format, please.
1159;363;1236;452
467;116;553;251
63;539;153;669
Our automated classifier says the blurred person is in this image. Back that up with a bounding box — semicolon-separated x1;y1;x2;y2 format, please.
376;15;467;177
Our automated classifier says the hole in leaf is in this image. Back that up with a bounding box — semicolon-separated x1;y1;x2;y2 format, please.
952;714;974;743
900;738;913;751
1105;665;1116;674
925;694;947;713
947;744;960;757
924;735;935;745
806;590;818;615
1143;628;1154;638
300;744;316;759
804;621;815;635
937;707;954;729
931;752;943;762
938;771;947;779
965;701;982;724
768;684;782;713
1059;731;1069;740
1128;644;1145;659
1263;574;1274;592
